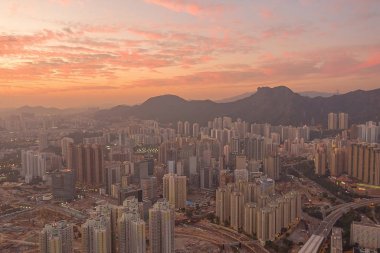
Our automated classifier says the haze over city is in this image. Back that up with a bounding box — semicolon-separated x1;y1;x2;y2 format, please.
1;1;380;253
1;0;380;107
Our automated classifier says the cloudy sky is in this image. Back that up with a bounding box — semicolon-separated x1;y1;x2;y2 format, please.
1;0;380;107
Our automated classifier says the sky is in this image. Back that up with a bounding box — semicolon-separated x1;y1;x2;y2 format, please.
0;0;380;108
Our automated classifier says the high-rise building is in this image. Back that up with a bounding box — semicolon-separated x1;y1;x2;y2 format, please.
167;160;175;174
67;143;104;187
183;121;190;137
216;187;232;226
346;143;380;185
176;160;184;176
118;186;143;205
263;154;280;180
40;221;74;253
314;148;327;175
149;200;175;253
338;113;348;130
235;155;246;170
108;197;145;252
243;202;257;236
350;222;380;250
216;179;300;244
354;122;380;143
328;113;338;130
177;121;184;136
189;156;197;175
51;169;75;201
82;214;112;253
246;136;265;161
219;169;232;187
230;191;244;231
39;132;49;151
192;123;200;138
118;211;146;253
105;163;121;195
331;227;343;253
61;137;74;163
21;150;61;183
330;148;346;177
234;169;249;182
200;167;213;189
163;173;187;209
134;160;154;181
256;207;274;242
141;177;157;202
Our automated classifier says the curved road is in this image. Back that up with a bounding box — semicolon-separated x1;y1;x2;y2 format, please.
299;198;380;252
315;198;380;237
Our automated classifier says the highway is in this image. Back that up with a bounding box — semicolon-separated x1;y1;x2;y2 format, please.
315;198;380;237
299;198;380;253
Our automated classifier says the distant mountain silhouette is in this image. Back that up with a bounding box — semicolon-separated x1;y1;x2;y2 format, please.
298;91;334;98
95;86;380;126
0;106;97;116
216;90;334;103
216;92;255;103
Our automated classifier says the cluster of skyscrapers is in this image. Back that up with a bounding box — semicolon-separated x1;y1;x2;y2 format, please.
346;143;380;185
39;221;74;253
328;112;349;130
351;121;380;144
162;173;187;209
313;133;380;186
39;198;174;253
28;115;311;252
21;150;61;183
216;176;301;243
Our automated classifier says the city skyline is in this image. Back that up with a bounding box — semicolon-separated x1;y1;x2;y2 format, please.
1;107;380;252
1;0;380;107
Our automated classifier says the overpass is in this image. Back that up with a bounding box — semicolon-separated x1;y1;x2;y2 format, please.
299;198;380;253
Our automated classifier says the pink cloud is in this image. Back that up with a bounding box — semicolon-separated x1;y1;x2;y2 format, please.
127;69;265;89
1;21;379;92
259;8;275;20
126;45;380;90
261;25;307;40
128;29;165;40
74;24;122;34
355;52;380;71
144;0;227;16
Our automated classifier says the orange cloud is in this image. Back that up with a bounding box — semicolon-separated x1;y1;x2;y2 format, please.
49;0;73;5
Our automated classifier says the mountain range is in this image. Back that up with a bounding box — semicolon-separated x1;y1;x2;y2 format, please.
216;90;335;103
0;106;98;116
94;86;380;126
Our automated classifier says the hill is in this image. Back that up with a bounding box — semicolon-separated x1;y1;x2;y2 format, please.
94;86;380;126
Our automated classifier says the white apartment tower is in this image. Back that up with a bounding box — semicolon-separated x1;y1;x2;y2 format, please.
163;173;187;209
149;200;175;253
39;221;73;253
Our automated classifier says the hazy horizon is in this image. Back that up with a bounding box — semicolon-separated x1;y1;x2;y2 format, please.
0;85;375;109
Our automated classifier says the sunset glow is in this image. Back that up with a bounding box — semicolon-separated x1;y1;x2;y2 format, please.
1;0;380;107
